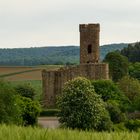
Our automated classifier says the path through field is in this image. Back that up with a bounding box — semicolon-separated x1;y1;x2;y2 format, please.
38;117;60;128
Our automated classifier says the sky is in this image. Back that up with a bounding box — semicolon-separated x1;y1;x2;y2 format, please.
0;0;140;48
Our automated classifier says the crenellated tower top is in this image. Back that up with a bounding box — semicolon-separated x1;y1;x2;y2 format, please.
79;23;100;64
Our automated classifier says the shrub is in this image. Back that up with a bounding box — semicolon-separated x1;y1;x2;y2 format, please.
0;80;22;124
40;109;60;117
96;110;113;131
133;97;140;111
129;62;140;80
125;119;140;131
92;80;129;104
15;84;36;100
113;123;128;131
57;77;112;131
118;76;140;101
117;76;140;111
106;100;127;123
17;96;41;126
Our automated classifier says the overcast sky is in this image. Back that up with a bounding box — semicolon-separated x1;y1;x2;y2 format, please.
0;0;140;48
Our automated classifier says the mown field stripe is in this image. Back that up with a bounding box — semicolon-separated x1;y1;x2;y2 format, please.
0;69;41;78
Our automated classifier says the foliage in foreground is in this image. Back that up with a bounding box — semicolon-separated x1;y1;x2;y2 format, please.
125;119;140;132
0;125;140;140
15;84;36;100
117;76;140;111
0;80;21;124
0;80;41;126
92;80;129;123
17;97;41;126
57;77;112;131
11;80;42;101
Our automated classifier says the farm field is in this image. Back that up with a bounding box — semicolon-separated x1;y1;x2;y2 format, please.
0;65;63;100
0;65;62;81
0;125;139;140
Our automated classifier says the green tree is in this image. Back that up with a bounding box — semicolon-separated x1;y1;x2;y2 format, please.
104;52;129;82
118;76;140;101
129;62;140;80
57;77;112;131
0;80;22;124
15;84;36;100
17;96;41;126
121;42;140;62
117;76;140;111
106;100;127;124
92;80;127;102
92;80;129;122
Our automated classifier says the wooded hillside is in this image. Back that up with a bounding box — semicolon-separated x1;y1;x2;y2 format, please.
0;43;127;66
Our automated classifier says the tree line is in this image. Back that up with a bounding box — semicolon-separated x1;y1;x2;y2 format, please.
103;42;140;81
0;44;127;66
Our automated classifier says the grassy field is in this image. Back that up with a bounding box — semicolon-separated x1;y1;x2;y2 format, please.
0;65;63;101
0;125;139;140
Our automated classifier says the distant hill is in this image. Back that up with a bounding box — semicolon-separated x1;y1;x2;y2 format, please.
100;43;128;60
0;43;128;66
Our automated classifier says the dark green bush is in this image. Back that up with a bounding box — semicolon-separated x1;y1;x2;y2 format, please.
113;123;128;131
0;80;22;124
15;84;36;100
125;119;140;131
17;96;41;126
96;111;113;131
106;100;127;124
40;109;60;117
117;76;140;112
92;80;129;104
129;62;140;80
57;77;112;131
118;76;140;101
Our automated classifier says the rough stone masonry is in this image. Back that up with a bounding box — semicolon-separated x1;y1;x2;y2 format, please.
42;23;109;107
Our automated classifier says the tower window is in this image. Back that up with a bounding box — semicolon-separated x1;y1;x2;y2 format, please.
88;44;92;54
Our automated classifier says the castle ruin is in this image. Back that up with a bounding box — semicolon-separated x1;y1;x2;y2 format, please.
42;23;109;107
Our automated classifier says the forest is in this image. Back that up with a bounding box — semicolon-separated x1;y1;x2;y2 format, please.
0;43;127;66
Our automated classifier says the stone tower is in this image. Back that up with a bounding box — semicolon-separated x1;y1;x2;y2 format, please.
42;23;109;107
79;23;100;64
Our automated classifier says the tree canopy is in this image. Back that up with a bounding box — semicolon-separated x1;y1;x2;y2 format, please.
120;42;140;62
104;52;129;82
57;77;112;131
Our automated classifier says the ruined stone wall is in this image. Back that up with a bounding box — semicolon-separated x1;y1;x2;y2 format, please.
42;23;109;107
42;63;109;107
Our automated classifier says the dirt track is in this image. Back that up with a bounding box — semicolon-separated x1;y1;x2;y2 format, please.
38;117;60;128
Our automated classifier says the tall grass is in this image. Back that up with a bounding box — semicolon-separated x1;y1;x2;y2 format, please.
0;125;139;140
